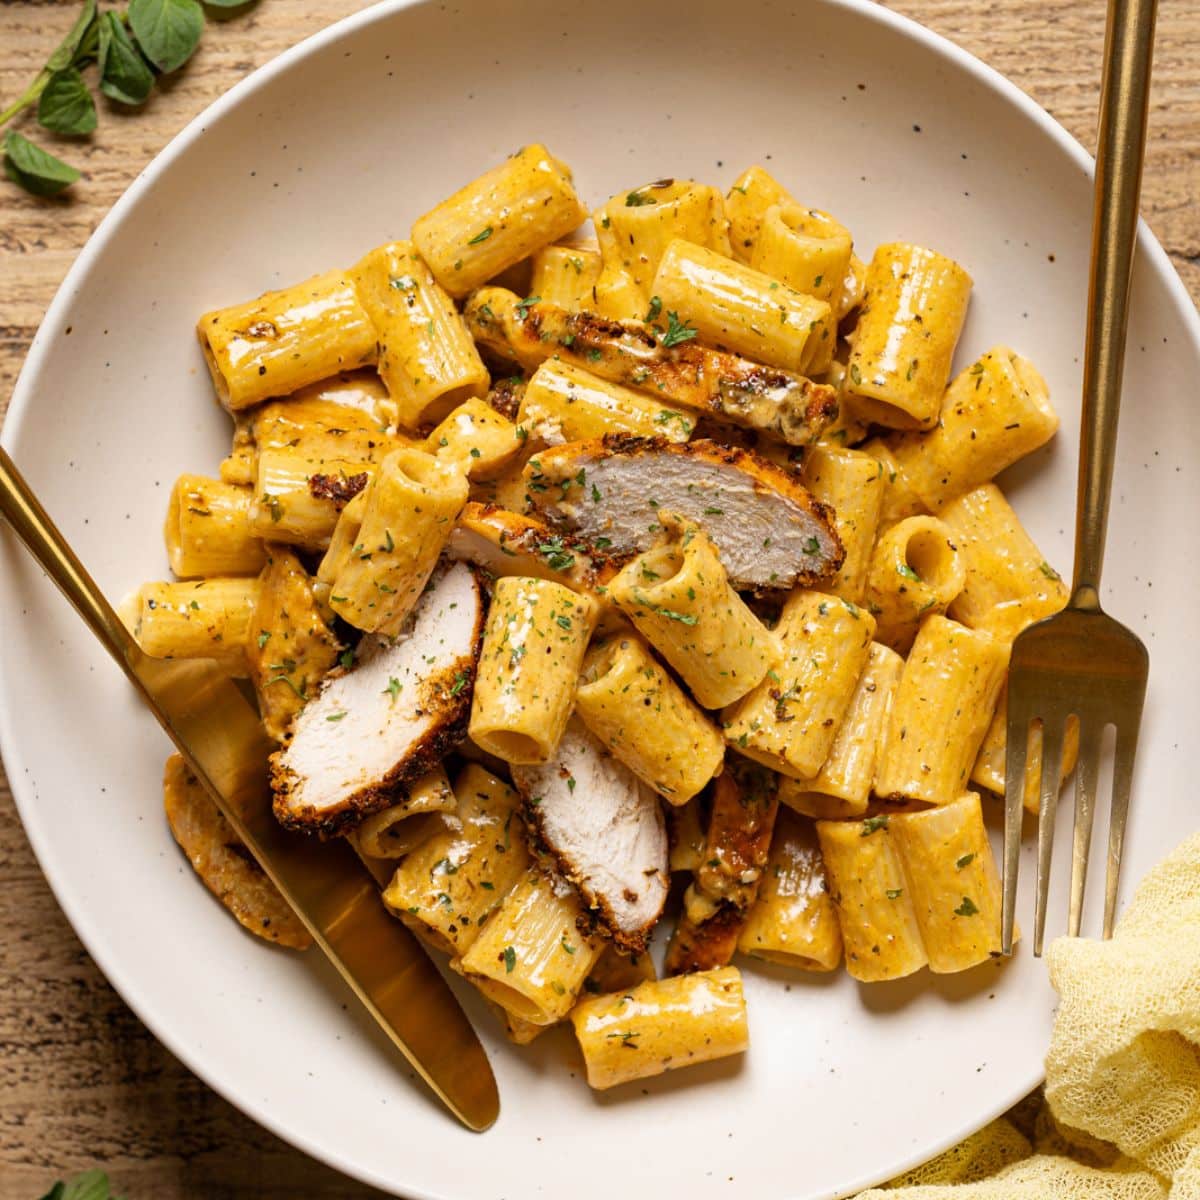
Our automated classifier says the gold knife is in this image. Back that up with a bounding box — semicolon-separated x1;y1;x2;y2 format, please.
0;445;499;1132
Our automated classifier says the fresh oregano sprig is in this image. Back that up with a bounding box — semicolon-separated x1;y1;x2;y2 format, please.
2;0;259;197
38;1168;124;1200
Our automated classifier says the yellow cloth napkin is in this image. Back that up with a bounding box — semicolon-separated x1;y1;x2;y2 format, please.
856;832;1200;1199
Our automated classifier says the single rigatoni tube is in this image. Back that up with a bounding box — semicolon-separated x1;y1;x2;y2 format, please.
350;241;489;431
723;590;875;780
412;144;587;299
938;484;1068;629
165;474;265;578
244;547;341;742
861;438;928;529
653;239;834;375
132;577;261;673
608;515;778;709
469;577;598;764
800;447;885;602
250;449;376;552
197;269;378;411
529;244;602;311
751;203;853;312
725;165;794;262
593;179;731;319
778;642;903;819
518;360;694;445
888;347;1059;510
458;867;604;1024
816;815;928;982
875;616;1008;806
423;396;523;479
570;966;748;1090
328;447;469;636
737;810;843;971
575;635;724;804
865;515;967;651
350;767;455;858
890;793;1008;972
315;490;367;588
844;244;973;431
382;764;530;956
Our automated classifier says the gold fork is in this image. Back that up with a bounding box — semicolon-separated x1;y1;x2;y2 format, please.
0;446;500;1130
1001;0;1155;956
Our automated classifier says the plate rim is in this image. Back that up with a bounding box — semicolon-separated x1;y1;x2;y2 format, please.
2;1;1198;1196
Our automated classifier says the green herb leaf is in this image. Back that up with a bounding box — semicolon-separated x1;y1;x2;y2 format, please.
37;68;97;135
338;648;355;670
885;888;904;900
896;563;920;582
3;130;80;196
98;14;156;106
860;814;889;836
955;852;976;870
625;187;656;206
644;295;663;324
954;896;980;917
467;226;493;244
659;311;698;349
47;0;99;72
128;0;205;73
503;945;517;973
1039;561;1061;581
46;1168;119;1200
514;294;541;319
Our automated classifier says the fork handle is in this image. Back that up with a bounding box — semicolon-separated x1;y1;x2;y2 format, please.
1073;0;1158;605
0;446;139;673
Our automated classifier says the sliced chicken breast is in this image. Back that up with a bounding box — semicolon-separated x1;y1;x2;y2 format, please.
512;721;668;953
271;562;483;835
525;437;844;590
464;288;838;447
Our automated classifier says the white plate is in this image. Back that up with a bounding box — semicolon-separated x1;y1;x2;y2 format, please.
2;1;1197;1196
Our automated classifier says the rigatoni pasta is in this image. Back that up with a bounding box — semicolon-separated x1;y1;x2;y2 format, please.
751;203;853;312
890;793;1008;972
844;243;973;430
468;577;598;764
875;616;1008;807
350;241;489;430
324;447;469;636
722;590;875;779
608;514;778;709
653;238;834;375
131;577;261;673
197;269;378;411
570;966;748;1090
817;815;928;982
574;634;724;804
778;641;903;819
165;474;265;579
887;347;1059;510
411;144;587;299
528;243;602;311
517;359;694;445
737;809;843;971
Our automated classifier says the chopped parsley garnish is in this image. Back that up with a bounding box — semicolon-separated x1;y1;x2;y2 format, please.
644;295;663;324
503;946;517;973
956;853;976;870
897;563;920;582
325;711;347;722
383;676;402;701
537;537;575;572
514;294;541;319
954;896;980;917
659;311;698;348
467;226;493;244
860;814;890;836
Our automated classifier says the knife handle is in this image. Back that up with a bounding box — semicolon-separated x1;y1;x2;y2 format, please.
0;446;141;674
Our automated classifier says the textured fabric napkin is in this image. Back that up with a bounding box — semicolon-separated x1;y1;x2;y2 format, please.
857;832;1200;1199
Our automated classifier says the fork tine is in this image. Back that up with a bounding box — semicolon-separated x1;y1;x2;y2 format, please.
1002;694;1031;955
1068;717;1100;938
1034;718;1065;956
1105;715;1143;938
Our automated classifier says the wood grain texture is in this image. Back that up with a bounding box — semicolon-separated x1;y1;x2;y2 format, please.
0;2;1196;1196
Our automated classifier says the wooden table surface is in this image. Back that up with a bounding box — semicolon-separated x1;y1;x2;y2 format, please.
1;2;1197;1196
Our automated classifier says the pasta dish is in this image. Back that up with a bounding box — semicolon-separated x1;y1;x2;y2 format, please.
135;145;1066;1092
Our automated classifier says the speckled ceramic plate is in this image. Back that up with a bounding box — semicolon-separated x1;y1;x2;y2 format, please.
2;1;1198;1196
